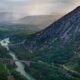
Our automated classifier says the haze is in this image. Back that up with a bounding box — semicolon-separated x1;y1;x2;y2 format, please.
0;0;80;19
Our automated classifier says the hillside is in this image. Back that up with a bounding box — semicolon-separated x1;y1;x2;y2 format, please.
9;6;80;80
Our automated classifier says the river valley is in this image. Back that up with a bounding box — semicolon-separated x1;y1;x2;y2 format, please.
0;38;36;80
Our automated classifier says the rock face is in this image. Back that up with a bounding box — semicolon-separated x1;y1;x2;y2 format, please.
24;6;80;51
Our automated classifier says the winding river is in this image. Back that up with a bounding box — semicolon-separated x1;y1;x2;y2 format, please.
0;38;36;80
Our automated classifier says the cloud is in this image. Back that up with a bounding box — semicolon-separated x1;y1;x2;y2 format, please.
0;0;80;18
23;0;80;15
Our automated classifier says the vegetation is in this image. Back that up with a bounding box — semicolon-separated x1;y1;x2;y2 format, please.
9;33;80;80
25;62;80;80
0;44;28;80
0;63;9;80
12;71;28;80
1;6;80;80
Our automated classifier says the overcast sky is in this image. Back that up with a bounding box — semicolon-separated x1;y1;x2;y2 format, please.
0;0;80;18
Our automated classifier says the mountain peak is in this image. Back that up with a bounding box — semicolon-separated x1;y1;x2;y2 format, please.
24;6;80;50
75;6;80;10
73;6;80;12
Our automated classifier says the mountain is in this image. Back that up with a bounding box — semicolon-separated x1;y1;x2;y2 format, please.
10;6;80;64
22;6;80;54
9;6;80;80
16;15;62;29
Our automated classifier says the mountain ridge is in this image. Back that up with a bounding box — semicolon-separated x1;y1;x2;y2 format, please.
9;6;80;80
23;6;80;50
16;14;63;29
9;6;80;64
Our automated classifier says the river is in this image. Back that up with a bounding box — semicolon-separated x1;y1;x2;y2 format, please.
0;38;36;80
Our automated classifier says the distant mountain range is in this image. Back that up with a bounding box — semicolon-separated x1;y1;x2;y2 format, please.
0;14;63;35
0;12;63;34
0;12;62;29
16;15;62;29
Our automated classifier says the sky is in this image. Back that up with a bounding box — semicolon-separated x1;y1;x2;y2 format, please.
0;0;80;18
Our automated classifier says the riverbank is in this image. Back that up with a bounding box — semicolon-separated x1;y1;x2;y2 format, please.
0;38;36;80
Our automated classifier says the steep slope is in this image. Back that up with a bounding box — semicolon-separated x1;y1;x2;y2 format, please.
24;6;80;51
9;6;80;80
